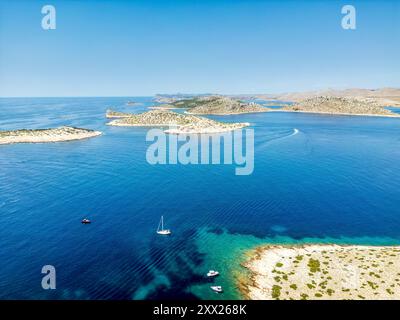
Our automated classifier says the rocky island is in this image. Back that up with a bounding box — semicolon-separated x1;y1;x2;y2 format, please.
106;109;134;118
240;244;400;300
126;101;143;106
281;96;399;117
0;126;102;145
175;96;269;115
106;109;249;134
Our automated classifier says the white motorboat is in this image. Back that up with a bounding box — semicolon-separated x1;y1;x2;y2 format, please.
207;270;219;277
210;286;223;293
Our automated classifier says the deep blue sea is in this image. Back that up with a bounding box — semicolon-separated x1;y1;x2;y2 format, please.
1;97;400;299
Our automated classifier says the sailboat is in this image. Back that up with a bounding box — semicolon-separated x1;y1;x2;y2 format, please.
156;216;171;235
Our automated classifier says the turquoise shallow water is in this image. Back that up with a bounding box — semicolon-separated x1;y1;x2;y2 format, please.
0;97;400;299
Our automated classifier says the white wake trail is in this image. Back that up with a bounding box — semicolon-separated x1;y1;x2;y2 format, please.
256;128;301;149
291;128;300;136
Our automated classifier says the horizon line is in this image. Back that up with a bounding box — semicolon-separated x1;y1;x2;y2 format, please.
1;86;399;99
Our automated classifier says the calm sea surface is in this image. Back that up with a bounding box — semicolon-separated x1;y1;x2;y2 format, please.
1;97;400;299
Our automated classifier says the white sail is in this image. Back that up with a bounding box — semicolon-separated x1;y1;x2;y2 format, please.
157;215;171;235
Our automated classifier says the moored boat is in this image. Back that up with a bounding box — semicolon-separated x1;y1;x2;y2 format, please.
210;286;223;293
207;270;219;277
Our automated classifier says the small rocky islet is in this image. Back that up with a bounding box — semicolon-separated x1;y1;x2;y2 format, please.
0;126;102;145
106;109;250;134
106;109;133;118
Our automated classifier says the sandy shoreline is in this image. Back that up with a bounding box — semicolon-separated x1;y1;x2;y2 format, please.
164;122;250;134
240;244;400;300
148;106;180;110
0;127;102;145
108;120;250;134
185;109;270;116
269;109;400;118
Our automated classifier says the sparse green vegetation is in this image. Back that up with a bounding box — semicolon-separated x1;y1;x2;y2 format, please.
308;258;321;273
272;285;282;299
386;288;394;295
307;283;315;289
326;289;334;296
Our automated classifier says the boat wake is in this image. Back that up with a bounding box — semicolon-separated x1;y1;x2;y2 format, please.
291;128;300;136
277;128;300;140
256;128;300;148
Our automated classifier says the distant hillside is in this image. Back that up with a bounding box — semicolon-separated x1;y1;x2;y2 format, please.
270;88;400;106
283;96;398;116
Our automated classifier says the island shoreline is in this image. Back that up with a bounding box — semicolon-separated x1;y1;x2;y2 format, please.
268;109;400;118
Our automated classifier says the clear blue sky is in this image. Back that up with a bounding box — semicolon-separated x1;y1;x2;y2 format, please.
0;0;399;97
